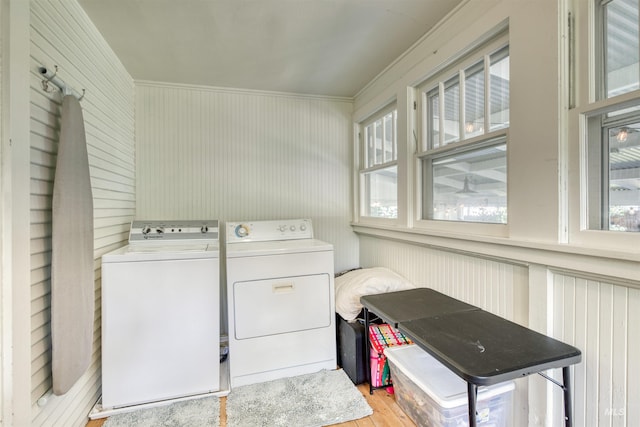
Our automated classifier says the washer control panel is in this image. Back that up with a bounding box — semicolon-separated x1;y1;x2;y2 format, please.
129;220;219;242
226;219;313;243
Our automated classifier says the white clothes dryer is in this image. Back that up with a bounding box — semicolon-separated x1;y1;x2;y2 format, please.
101;220;220;410
226;219;337;388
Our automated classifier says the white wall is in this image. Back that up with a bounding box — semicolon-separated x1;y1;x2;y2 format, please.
0;1;135;426
354;0;640;426
135;82;358;332
134;84;356;261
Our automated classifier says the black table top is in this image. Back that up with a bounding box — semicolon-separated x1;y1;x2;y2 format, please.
399;310;582;386
360;288;479;326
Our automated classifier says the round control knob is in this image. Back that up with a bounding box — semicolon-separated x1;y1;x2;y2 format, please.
142;225;151;235
201;225;209;233
156;226;165;234
235;224;249;238
278;225;287;232
300;224;307;231
290;225;296;231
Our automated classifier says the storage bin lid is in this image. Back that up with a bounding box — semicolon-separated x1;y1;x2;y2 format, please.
384;344;514;409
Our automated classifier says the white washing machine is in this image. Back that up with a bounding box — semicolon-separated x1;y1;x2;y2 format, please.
101;220;220;410
226;219;337;388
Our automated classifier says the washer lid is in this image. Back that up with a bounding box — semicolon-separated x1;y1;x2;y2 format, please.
102;242;219;263
226;238;332;258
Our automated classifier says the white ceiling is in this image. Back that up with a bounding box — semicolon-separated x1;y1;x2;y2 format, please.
77;0;463;97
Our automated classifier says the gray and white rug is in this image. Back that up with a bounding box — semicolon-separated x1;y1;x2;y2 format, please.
225;369;373;427
103;395;220;427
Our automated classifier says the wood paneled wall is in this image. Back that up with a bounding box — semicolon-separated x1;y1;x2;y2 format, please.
134;84;357;272
29;1;134;425
359;235;640;426
135;83;358;332
551;272;640;426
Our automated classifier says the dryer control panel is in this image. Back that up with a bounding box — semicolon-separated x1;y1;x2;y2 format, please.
227;219;313;243
129;220;219;242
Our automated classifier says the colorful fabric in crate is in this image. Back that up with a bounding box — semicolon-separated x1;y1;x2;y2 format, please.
369;324;413;391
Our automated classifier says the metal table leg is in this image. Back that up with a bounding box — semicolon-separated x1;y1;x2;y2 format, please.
364;308;372;395
467;382;477;427
563;366;573;427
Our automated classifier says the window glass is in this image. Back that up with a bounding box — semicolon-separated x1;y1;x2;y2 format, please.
424;142;507;224
366;125;375;168
444;77;460;145
588;110;640;232
374;120;383;164
364;166;398;218
421;43;509;225
360;107;398;219
605;0;640;98
489;47;510;130
428;89;440;149
582;1;640;233
607;122;640;231
464;62;485;138
384;112;395;163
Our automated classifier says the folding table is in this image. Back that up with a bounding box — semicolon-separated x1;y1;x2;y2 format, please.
361;288;479;394
360;288;582;427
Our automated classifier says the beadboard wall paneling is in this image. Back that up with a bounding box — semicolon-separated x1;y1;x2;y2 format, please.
358;235;528;320
358;235;530;425
359;235;640;426
551;273;640;427
29;1;135;425
135;83;358;273
0;1;3;422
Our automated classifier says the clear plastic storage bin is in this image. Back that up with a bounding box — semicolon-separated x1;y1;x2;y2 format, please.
384;345;514;427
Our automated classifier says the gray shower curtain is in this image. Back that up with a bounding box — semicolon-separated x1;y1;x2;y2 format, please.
51;94;94;395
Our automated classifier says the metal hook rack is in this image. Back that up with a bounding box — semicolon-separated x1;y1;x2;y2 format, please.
39;65;85;101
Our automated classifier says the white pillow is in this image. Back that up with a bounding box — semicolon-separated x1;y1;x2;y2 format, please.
335;267;415;321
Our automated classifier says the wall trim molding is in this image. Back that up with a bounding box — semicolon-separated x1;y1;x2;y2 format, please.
353;224;640;287
135;79;354;103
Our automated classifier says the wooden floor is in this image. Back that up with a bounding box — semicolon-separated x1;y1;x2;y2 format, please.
86;383;416;427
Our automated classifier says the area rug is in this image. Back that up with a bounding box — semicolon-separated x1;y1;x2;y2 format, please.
225;369;373;427
103;395;220;427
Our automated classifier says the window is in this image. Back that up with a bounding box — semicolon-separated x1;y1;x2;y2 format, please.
586;105;640;232
584;0;640;233
420;43;509;224
359;106;398;219
601;0;639;99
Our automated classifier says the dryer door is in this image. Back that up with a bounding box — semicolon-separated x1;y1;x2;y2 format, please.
232;273;331;339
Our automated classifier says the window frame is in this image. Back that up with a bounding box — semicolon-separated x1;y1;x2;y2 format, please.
413;34;510;234
569;0;640;248
357;102;399;221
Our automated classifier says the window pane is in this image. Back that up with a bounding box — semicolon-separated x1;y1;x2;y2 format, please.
490;48;510;130
374;119;383;164
383;112;394;162
366;124;375;167
606;123;640;231
425;143;507;223
444;77;460;145
605;0;640;98
465;62;485;138
428;90;440;149
364;166;398;218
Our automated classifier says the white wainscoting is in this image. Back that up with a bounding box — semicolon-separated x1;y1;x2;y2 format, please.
550;272;640;427
29;1;135;425
359;234;533;426
360;234;640;426
358;235;529;321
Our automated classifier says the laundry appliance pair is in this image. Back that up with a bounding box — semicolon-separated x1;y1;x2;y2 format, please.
100;218;336;411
